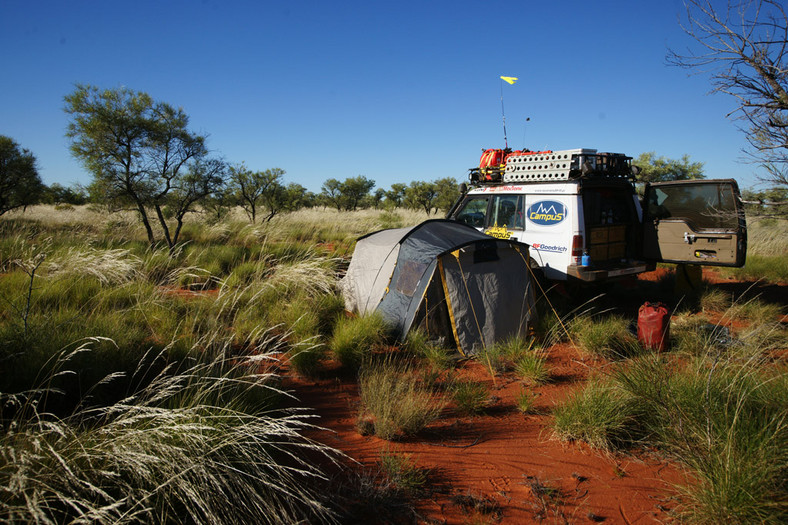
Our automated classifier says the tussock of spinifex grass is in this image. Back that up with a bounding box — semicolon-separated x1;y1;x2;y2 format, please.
730;254;788;283
726;295;784;326
515;350;550;385
329;313;389;370
474;335;543;379
450;379;491;416
515;387;537;414
378;449;429;494
672;296;787;362
552;378;639;450
46;247;143;284
404;329;453;371
554;320;788;523
699;287;731;313
570;314;642;359
0;342;342;524
616;356;788;524
357;359;445;440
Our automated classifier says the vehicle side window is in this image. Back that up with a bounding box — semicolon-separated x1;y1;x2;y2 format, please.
490;195;524;230
649;184;738;229
454;196;490;228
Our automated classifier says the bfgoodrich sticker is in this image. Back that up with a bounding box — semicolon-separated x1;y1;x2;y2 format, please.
527;200;566;226
531;243;567;253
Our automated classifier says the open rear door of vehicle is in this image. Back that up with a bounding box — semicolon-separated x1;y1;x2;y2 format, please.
642;179;747;267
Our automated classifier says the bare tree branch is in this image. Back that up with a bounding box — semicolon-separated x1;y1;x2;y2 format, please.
669;0;788;186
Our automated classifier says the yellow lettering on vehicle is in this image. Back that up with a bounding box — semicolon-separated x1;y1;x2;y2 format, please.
529;212;564;222
484;225;512;239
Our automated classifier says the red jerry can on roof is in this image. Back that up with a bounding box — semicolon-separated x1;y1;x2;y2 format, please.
480;149;506;169
479;149;507;182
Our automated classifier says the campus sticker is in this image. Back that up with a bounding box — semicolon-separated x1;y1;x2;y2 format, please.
527;200;566;226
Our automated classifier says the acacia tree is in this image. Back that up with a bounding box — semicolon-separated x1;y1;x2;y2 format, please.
340;175;375;211
0;135;45;215
669;0;788;186
163;158;226;244
320;178;345;211
384;183;407;208
633;152;705;183
404;180;438;215
64;85;224;248
42;183;88;205
229;164;285;223
432;177;461;212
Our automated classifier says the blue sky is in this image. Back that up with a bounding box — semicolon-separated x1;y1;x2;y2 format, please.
0;0;767;193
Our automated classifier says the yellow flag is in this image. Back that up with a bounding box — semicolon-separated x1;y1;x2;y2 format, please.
500;76;518;85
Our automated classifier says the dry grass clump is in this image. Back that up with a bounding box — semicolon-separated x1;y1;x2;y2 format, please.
357;359;445;440
724;218;788;283
741;217;788;257
265;256;339;297
46;247;142;285
699;287;731;313
0;343;342;524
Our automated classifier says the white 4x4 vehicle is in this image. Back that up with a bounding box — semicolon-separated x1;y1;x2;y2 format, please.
447;148;747;282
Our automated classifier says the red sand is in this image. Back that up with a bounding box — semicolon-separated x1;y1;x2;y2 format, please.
281;269;786;524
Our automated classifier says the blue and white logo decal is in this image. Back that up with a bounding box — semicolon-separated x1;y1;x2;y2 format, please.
527;200;566;226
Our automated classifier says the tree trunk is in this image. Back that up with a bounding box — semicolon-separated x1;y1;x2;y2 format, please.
135;200;156;246
154;204;174;249
171;217;185;251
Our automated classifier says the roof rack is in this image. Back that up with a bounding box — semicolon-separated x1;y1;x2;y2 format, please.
502;149;633;182
468;149;635;185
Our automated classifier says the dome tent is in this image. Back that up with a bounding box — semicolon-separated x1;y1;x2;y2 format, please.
339;219;536;356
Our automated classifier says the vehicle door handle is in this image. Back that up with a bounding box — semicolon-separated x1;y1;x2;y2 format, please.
684;232;732;244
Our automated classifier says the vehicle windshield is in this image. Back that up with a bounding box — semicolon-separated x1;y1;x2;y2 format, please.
454;196;489;228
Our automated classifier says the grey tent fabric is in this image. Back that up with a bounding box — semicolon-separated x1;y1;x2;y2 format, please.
340;219;536;355
339;226;412;314
440;242;534;354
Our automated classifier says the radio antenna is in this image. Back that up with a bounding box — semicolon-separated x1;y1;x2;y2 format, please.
499;76;517;149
